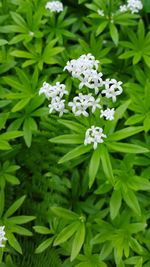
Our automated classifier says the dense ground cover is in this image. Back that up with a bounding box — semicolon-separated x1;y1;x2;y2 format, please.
0;0;150;266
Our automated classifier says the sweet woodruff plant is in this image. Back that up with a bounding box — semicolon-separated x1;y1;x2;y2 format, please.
39;54;123;150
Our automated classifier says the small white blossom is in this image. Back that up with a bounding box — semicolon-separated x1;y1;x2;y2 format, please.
127;0;143;13
39;82;51;99
48;96;68;117
102;79;123;102
98;9;104;16
0;226;7;248
79;69;103;94
64;54;99;78
119;5;128;12
45;1;63;12
68;93;101;117
29;31;34;36
91;97;102;113
84;126;107;150
100;108;115;120
39;82;68;99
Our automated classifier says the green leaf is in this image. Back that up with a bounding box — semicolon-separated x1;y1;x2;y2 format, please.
33;226;51;235
100;145;114;185
50;134;83;144
108;126;144;141
51;207;78;220
10;50;34;59
109;23;119;46
35;237;53;253
23;118;33;147
110;190;122;220
43;46;64;60
144;115;150;132
58;119;86;133
0;39;8;46
119;51;135;59
8;216;35;224
7;232;22;254
133;53;141;65
54;221;80;246
12;98;30;112
58;145;92;164
0;140;11;150
96;21;108;36
143;55;150;68
89;148;101;188
5;174;20;185
4;196;26;218
123;190;141;215
12;225;33;236
71;222;85;261
129;176;150;191
0;131;23;140
0;113;9;130
125;114;145;125
10;12;27;29
107;142;149;154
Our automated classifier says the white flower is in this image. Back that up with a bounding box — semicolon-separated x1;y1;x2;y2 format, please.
64;53;99;78
48;96;68;116
79;69;103;94
119;5;128;12
100;108;115;120
98;9;104;16
39;82;68;99
101;79;123;102
0;226;7;248
84;126;107;150
29;31;34;36
127;0;143;13
45;1;63;12
39;82;51;99
91;97;101;113
68;93;101;117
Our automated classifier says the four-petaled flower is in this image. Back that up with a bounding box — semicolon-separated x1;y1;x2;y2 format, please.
84;126;107;150
100;108;115;121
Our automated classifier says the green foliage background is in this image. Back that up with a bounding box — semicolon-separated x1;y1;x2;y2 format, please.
0;0;150;266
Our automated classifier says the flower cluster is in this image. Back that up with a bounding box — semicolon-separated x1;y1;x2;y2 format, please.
39;53;123;149
64;54;103;94
100;108;115;121
39;82;68;116
84;126;107;150
45;1;63;12
0;226;7;248
102;79;123;102
68;93;101;117
120;0;143;14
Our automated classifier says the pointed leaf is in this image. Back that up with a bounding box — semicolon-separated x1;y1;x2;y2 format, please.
50;134;83;144
110;190;122;219
4;196;26;218
35;237;53;253
54;221;80;246
51;207;78;220
58;145;92;164
71;223;85;261
100;145;114;184
89;148;101;188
